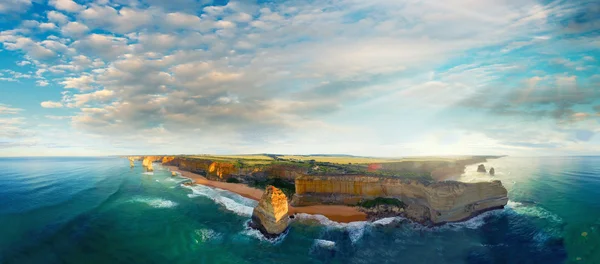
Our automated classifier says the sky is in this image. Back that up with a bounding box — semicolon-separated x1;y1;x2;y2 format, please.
0;0;599;157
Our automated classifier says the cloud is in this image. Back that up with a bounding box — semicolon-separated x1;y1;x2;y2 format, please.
0;104;23;114
41;101;64;108
0;35;56;60
61;74;95;91
61;21;89;36
36;80;49;86
0;0;32;14
79;5;154;34
47;11;69;24
73;89;115;107
71;33;130;60
0;0;598;155
39;22;58;31
49;0;84;13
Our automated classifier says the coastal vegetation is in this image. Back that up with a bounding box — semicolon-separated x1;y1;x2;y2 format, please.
248;177;296;199
357;197;406;209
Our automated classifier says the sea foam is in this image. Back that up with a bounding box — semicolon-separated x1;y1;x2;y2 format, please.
313;239;336;249
294;213;369;244
184;184;256;217
194;228;222;243
130;197;178;208
240;220;288;244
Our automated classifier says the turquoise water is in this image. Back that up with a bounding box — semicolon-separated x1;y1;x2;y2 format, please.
0;157;598;263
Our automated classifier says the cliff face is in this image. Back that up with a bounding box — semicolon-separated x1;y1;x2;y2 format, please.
208;162;236;179
292;175;508;224
251;186;289;238
265;165;306;181
161;156;175;164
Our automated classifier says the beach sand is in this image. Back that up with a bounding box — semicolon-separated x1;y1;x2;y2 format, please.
166;166;367;223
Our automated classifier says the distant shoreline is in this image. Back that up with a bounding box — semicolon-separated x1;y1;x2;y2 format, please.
165;165;367;223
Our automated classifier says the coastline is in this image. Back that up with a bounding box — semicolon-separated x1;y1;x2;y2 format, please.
165;165;367;223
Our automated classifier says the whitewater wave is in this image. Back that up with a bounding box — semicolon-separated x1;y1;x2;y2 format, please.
294;213;369;244
313;239;336;249
505;200;562;223
194;228;222;243
240;220;288;244
142;172;154;175
183;184;256;217
130;197;178;208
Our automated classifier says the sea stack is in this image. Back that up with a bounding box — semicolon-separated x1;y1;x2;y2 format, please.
489;167;495;176
477;164;487;173
250;186;289;238
147;162;154;172
128;157;135;167
171;171;177;177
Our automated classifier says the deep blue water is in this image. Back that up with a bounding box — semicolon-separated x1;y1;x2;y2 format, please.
0;156;598;263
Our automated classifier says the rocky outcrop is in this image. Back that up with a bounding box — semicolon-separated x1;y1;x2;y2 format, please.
208;162;236;179
162;156;175;164
489;167;495;176
477;164;487;173
128;157;135;167
250;186;289;238
292;175;508;224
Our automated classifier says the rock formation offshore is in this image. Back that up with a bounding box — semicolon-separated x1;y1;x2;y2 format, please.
251;186;290;238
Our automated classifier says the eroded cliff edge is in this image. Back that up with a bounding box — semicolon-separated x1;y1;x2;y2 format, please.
291;175;508;225
126;155;508;225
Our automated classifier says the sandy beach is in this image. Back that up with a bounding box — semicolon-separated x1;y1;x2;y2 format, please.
166;166;367;223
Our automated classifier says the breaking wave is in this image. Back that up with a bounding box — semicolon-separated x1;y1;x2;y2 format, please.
313;239;336;249
184;184;256;217
193;228;222;243
240;220;288;244
294;213;369;244
130;197;178;208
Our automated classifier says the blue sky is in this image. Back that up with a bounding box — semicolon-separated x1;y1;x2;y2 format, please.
0;0;599;156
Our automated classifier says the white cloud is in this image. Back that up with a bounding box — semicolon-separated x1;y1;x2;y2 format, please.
39;22;58;31
164;12;202;28
61;75;95;91
47;11;70;25
0;0;32;14
49;0;84;13
36;80;49;86
0;104;23;114
73;89;115;107
71;33;130;60
41;101;64;108
0;0;597;155
0;36;56;60
61;21;89;36
79;5;153;33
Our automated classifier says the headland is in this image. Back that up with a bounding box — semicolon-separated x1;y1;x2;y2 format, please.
127;154;507;226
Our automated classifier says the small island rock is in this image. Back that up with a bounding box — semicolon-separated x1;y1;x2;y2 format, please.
489;167;495;176
477;164;487;173
250;185;289;238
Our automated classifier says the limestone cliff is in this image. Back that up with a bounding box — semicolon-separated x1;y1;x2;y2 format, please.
250;186;289;238
292;175;508;224
208;162;236;179
141;156;161;171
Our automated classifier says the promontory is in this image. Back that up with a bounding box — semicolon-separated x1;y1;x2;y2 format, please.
126;154;508;225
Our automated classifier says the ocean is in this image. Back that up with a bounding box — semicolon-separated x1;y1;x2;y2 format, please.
0;156;598;263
